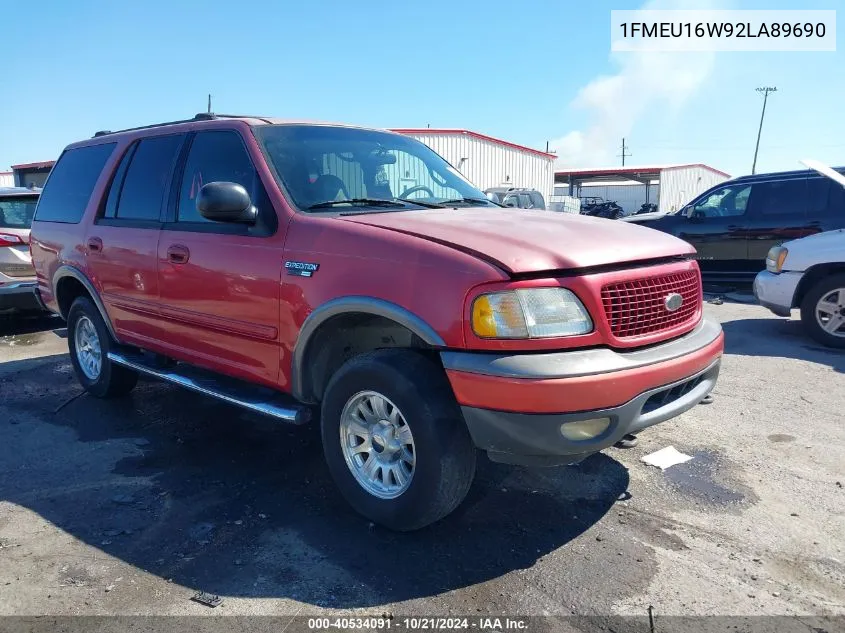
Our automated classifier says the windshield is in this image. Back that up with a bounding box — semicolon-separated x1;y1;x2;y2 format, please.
0;195;39;229
255;125;492;212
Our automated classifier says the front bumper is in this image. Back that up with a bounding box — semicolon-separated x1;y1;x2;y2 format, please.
753;270;802;317
0;281;48;314
442;318;724;467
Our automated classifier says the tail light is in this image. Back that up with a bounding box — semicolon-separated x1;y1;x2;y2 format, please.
0;233;24;247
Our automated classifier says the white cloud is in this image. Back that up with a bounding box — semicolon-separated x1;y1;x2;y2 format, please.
550;0;720;167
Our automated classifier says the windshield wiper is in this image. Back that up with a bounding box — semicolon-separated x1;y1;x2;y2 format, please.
440;197;497;207
307;197;446;211
307;198;407;210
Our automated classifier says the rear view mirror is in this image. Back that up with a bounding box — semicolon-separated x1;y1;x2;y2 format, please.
197;182;257;224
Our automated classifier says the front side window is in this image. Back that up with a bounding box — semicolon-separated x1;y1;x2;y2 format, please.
692;184;751;218
255;125;492;212
0;196;39;228
34;143;116;223
178;131;262;223
115;135;184;221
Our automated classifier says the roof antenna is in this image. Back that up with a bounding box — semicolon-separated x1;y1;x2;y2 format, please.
207;93;212;114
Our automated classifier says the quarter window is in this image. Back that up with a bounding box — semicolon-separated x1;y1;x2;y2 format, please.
34;143;116;224
805;177;831;217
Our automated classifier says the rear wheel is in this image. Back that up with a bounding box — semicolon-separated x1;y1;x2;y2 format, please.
321;349;476;531
800;274;845;349
67;296;138;398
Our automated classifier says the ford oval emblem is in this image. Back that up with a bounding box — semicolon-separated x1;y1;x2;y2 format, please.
664;293;683;312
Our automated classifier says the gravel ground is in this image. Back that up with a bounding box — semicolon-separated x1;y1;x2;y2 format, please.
0;303;843;628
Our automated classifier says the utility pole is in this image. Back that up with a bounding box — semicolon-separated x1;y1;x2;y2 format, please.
619;138;631;166
207;94;212;114
752;86;776;175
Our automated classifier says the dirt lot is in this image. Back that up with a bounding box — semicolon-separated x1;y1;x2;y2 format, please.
0;301;843;626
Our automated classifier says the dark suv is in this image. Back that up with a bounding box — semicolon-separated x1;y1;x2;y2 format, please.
30;114;722;530
624;168;845;282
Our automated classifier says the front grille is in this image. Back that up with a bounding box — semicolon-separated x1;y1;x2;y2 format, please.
601;269;700;339
641;374;705;414
0;263;36;278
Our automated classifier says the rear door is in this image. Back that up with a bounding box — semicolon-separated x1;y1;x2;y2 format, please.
744;177;812;271
155;129;283;387
86;133;185;344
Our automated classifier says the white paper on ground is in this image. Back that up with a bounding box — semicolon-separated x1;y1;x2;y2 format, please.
641;446;693;470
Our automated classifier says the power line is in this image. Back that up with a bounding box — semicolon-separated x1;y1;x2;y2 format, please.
752;86;777;175
618;137;632;166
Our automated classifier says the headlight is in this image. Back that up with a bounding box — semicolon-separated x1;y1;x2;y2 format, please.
471;288;592;339
766;246;788;273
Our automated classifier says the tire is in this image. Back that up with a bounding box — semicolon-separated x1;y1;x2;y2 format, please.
67;296;138;398
321;349;476;531
800;273;845;349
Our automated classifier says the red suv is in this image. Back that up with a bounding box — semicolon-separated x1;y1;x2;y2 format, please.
30;114;724;530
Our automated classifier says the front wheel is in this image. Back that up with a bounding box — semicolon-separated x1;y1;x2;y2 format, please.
321;349;476;531
800;274;845;349
67;296;138;398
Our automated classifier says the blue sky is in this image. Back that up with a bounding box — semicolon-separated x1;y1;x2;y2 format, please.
0;0;842;177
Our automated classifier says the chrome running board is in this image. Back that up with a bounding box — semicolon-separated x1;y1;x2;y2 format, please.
108;350;311;425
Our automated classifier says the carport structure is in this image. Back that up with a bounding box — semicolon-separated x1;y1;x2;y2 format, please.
555;164;730;214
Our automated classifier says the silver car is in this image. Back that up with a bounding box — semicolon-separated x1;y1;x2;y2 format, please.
0;187;45;314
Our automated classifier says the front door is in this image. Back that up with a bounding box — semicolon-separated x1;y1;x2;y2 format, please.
675;182;752;276
86;134;185;344
155;129;284;388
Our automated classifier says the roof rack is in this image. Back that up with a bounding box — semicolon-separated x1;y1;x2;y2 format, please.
92;113;275;138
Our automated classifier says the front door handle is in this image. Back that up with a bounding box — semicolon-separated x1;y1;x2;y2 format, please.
87;237;103;253
167;244;190;264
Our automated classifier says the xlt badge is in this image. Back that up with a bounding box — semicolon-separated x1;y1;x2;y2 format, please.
285;261;320;277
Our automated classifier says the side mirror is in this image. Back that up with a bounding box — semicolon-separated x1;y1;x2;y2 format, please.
689;209;705;222
197;182;257;224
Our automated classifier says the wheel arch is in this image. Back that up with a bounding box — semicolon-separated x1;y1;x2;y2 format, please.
291;296;446;404
793;263;845;308
52;266;118;341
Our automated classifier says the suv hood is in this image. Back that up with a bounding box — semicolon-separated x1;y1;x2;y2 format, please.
341;207;694;274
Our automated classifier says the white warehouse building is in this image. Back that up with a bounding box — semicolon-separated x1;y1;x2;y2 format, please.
393;128;556;204
555;164;731;216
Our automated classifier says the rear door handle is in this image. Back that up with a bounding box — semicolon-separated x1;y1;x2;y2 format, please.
167;244;190;264
87;237;103;253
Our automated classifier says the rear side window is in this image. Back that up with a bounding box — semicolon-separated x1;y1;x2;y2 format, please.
750;179;807;217
0;196;39;228
34;143;116;223
530;191;546;209
113;135;184;221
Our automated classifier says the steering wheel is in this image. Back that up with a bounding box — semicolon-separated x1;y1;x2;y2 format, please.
399;185;435;200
